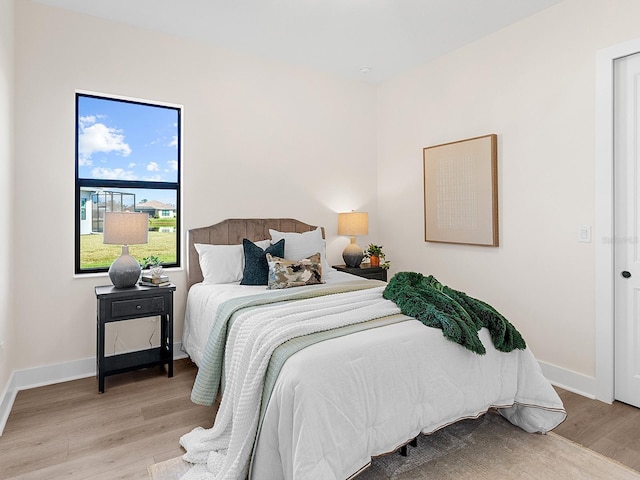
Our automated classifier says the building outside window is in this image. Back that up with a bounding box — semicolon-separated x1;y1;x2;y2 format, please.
75;92;181;273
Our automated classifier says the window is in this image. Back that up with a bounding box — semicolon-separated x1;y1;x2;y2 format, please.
75;93;181;273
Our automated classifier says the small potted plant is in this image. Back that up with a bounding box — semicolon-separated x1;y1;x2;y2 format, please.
140;255;163;278
363;244;390;270
140;255;160;269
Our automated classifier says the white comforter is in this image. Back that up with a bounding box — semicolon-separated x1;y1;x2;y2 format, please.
181;286;402;480
182;270;360;367
181;274;566;480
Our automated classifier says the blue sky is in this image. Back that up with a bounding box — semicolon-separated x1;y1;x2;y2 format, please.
77;95;179;184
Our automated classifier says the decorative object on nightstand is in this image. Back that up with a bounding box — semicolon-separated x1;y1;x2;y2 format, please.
139;273;171;287
140;255;161;270
363;244;391;270
338;211;368;268
149;264;164;278
103;212;149;289
333;264;387;282
95;283;175;393
139;255;170;287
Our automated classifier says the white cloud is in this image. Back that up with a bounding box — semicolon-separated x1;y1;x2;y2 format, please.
91;167;137;180
167;160;178;171
143;174;164;182
78;118;131;163
79;115;96;127
128;162;136;168
168;135;178;148
147;161;160;172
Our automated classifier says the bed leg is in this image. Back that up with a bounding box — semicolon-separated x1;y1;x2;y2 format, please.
399;436;418;456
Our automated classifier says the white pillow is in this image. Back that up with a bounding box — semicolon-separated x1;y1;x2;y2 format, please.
254;239;272;249
194;243;244;284
269;227;332;272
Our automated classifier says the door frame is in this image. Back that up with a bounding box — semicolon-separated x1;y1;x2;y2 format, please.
595;37;640;403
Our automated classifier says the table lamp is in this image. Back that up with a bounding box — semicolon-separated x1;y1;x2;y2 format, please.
338;211;368;267
103;212;149;288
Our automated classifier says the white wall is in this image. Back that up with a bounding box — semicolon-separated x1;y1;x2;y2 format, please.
12;2;377;371
377;0;640;383
10;0;640;403
0;0;15;423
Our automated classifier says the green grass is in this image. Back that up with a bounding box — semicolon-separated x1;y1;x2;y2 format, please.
80;231;177;269
149;217;176;228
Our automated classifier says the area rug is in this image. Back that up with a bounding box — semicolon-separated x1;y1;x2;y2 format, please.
148;412;640;479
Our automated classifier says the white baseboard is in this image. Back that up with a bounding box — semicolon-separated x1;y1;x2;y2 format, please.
0;343;187;436
538;360;598;400
0;372;17;437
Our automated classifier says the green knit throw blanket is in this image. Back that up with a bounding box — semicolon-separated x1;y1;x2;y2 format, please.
383;271;526;355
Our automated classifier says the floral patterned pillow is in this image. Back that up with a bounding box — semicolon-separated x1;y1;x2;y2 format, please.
266;252;324;289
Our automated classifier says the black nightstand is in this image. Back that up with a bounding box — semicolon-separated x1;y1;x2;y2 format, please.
95;284;175;393
333;264;388;282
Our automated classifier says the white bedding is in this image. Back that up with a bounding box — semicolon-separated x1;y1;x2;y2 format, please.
253;324;564;480
182;269;355;367
181;272;566;480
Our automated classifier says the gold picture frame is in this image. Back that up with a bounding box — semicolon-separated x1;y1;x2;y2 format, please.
423;134;498;246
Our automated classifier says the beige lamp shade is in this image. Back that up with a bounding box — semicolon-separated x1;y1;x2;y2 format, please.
337;212;368;236
103;212;149;245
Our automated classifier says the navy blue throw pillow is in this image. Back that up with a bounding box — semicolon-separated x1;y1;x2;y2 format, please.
240;238;285;285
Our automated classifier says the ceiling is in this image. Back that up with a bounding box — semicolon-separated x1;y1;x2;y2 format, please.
32;0;563;83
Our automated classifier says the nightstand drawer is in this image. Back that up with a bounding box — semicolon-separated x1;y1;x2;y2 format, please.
111;296;165;318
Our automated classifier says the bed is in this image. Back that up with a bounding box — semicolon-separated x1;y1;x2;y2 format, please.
179;218;566;480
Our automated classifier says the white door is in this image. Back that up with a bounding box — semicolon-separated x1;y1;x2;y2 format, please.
614;52;640;408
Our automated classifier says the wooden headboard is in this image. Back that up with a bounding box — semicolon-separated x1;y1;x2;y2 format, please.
187;218;324;289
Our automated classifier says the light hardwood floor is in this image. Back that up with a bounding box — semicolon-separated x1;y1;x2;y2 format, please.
0;359;217;480
553;387;640;472
1;360;639;479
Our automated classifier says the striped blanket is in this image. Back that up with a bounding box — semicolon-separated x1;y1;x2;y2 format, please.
179;282;402;480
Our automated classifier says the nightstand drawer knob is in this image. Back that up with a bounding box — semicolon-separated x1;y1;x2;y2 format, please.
136;305;142;309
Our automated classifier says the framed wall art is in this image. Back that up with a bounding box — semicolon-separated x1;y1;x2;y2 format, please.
423;134;498;246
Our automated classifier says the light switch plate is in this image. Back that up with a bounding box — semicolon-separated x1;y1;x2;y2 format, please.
578;226;592;243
